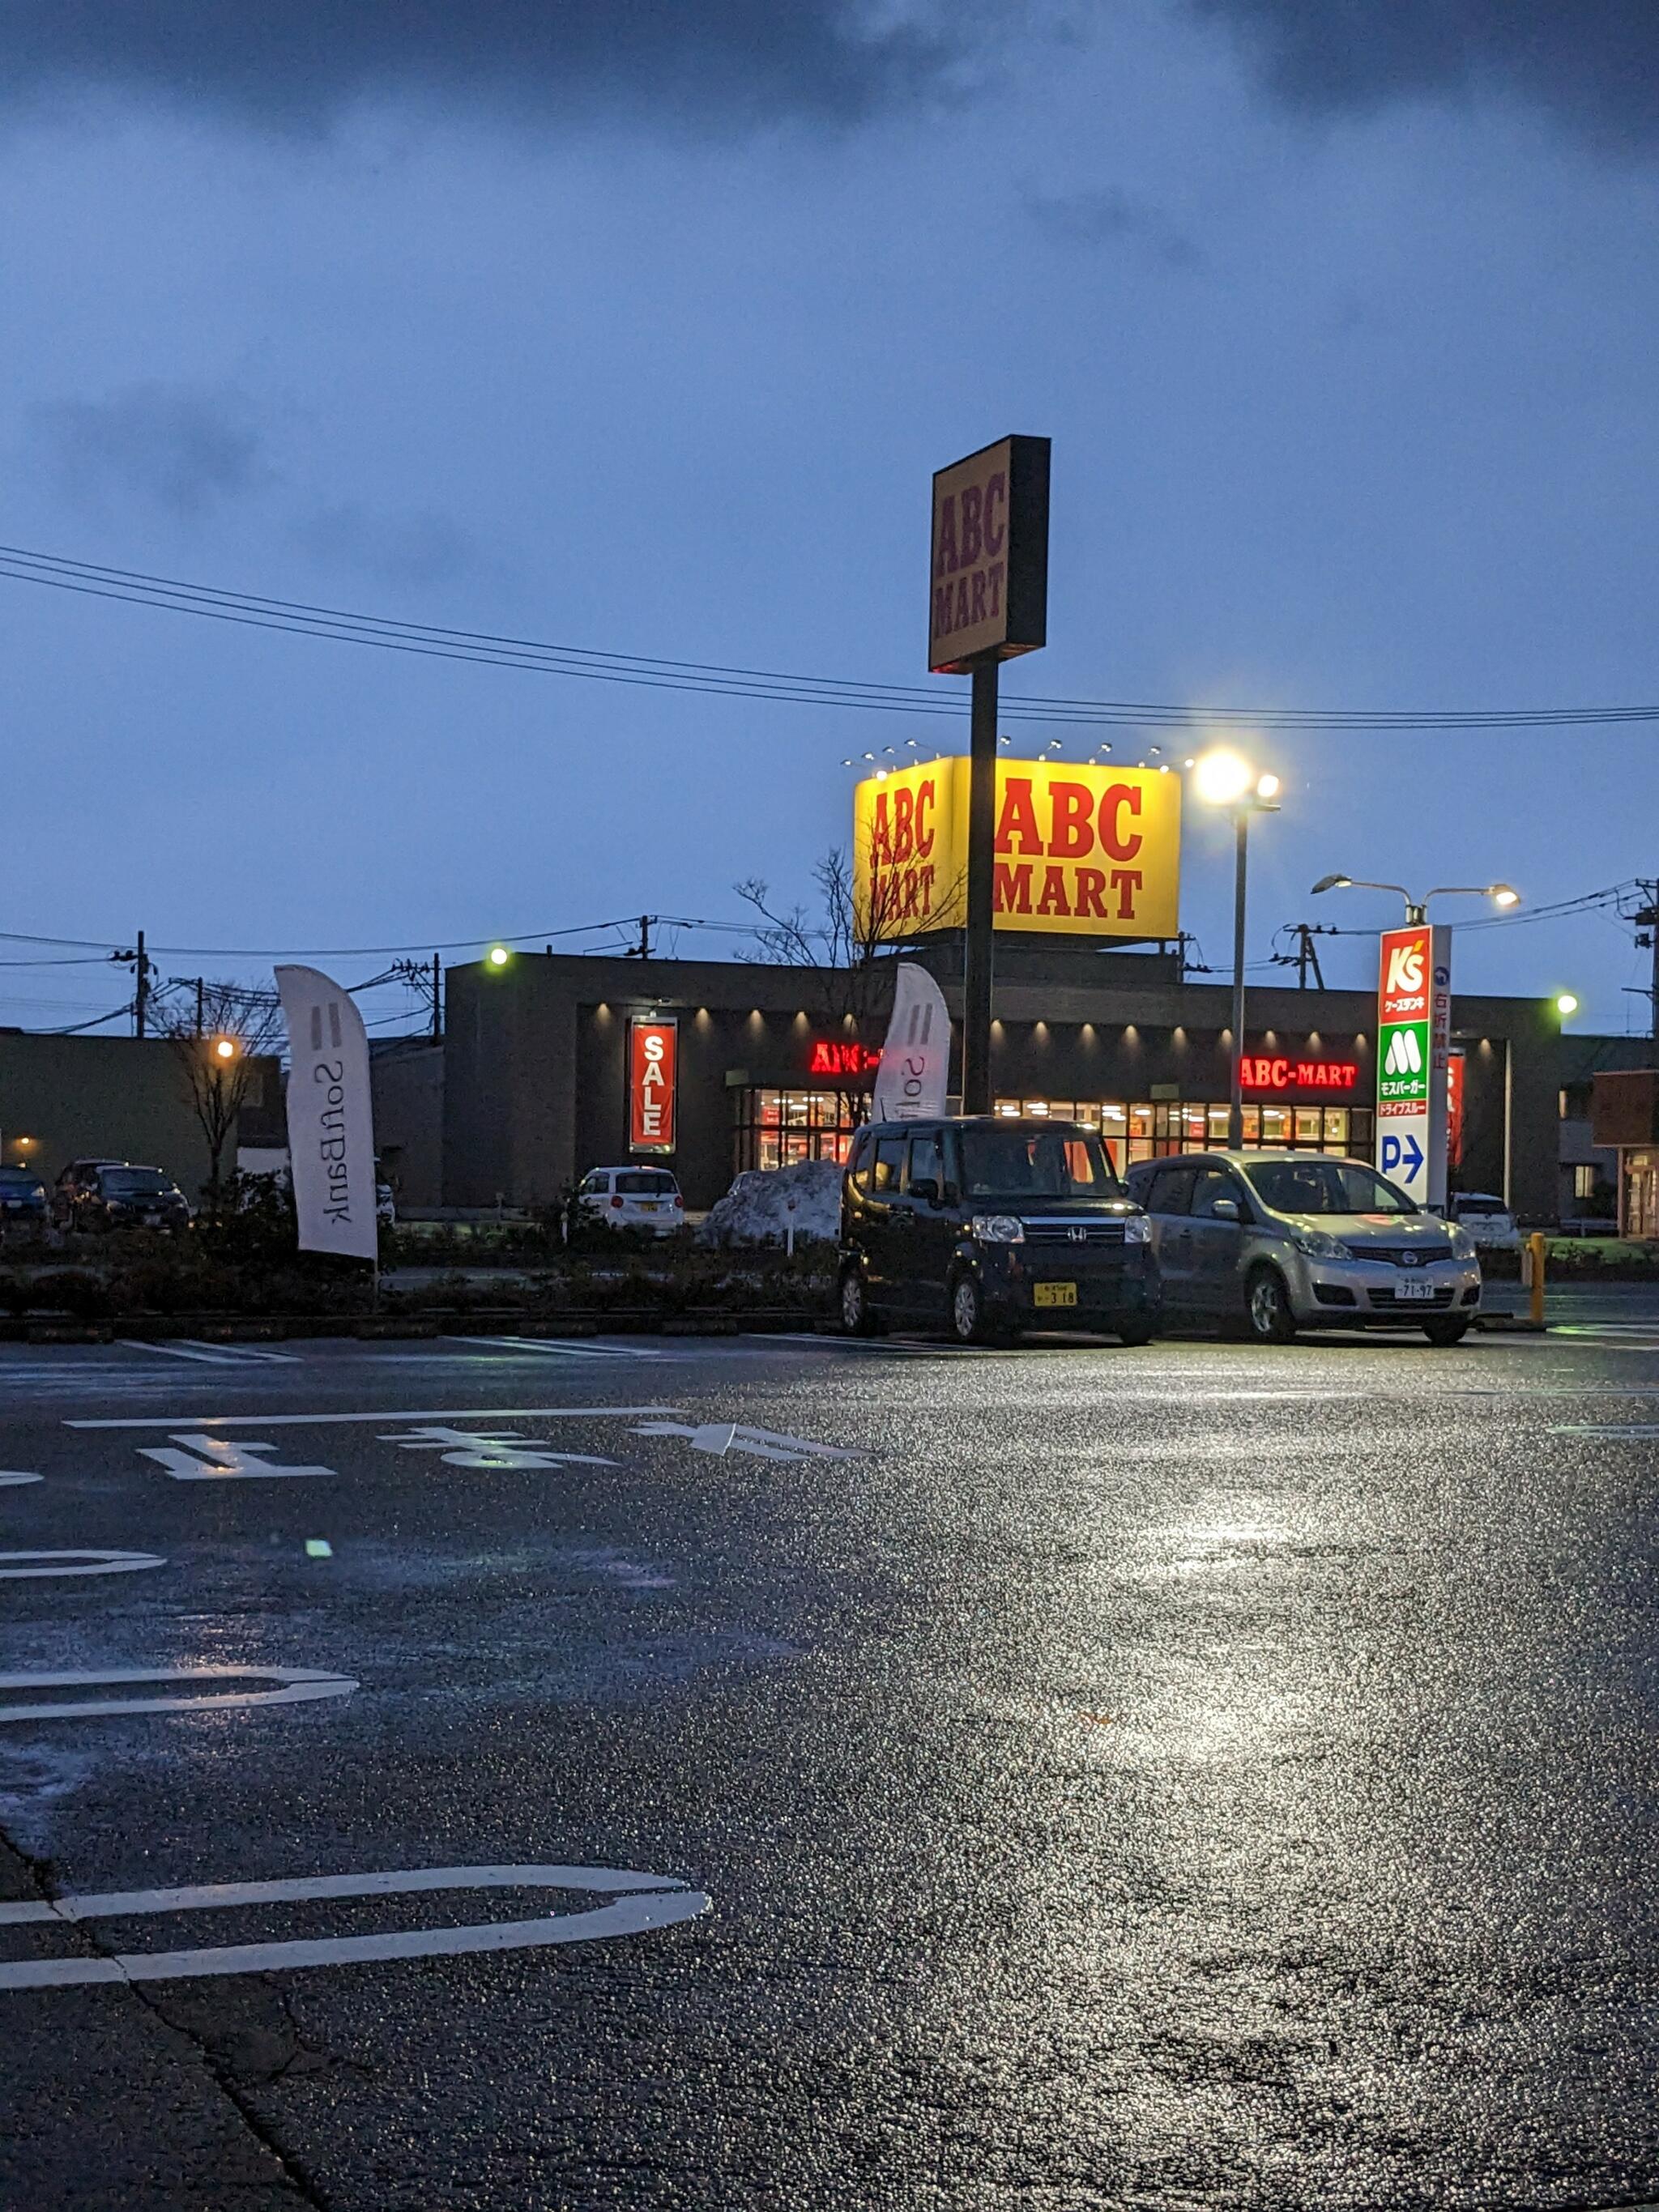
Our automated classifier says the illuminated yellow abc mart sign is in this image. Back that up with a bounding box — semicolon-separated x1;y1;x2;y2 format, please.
853;757;1180;941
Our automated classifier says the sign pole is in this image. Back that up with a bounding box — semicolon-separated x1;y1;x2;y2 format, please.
961;659;998;1116
928;434;1050;1119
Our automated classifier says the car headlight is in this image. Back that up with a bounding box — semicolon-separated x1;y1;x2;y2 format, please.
1123;1215;1152;1244
971;1214;1025;1244
1448;1225;1478;1261
1292;1228;1349;1261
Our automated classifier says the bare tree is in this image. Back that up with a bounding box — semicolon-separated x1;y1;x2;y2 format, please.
153;978;285;1216
736;838;965;1076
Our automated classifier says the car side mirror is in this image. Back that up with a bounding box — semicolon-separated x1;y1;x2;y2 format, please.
1210;1198;1241;1222
909;1177;940;1204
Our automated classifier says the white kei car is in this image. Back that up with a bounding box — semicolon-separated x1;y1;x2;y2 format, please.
574;1166;684;1236
1447;1192;1520;1250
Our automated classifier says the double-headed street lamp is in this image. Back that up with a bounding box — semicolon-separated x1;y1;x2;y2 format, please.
1192;749;1281;1147
1310;875;1520;926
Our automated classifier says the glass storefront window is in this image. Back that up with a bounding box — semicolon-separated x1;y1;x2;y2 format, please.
1294;1106;1324;1144
735;1089;864;1174
1323;1107;1350;1152
1241;1106;1260;1142
1260;1105;1290;1144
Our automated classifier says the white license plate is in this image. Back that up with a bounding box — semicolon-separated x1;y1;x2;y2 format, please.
1395;1279;1435;1301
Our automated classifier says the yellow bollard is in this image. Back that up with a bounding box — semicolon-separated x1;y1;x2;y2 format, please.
1525;1230;1547;1327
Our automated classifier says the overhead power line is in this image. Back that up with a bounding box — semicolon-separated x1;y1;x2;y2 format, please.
2;541;1657;733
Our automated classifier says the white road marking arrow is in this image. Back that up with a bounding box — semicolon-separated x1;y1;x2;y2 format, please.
0;1864;710;1987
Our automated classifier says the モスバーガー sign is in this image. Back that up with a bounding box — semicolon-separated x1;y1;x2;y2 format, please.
852;757;1179;941
628;1017;677;1153
928;437;1050;673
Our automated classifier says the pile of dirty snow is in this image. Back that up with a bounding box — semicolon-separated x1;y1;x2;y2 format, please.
699;1159;844;1247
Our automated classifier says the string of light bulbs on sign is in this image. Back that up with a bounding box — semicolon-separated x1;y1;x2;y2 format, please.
840;738;1183;778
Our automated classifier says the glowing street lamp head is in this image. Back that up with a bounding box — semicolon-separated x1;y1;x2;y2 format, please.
1555;991;1579;1017
1490;884;1520;909
1192;749;1255;807
487;944;511;968
211;1035;237;1062
1255;773;1281;801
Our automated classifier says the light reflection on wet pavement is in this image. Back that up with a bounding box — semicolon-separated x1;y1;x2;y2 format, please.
0;1315;1656;2209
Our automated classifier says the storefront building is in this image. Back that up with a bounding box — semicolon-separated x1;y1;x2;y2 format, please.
437;940;1562;1219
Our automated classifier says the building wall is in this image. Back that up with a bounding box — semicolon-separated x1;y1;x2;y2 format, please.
370;1038;446;1206
0;1034;220;1199
441;948;1567;1217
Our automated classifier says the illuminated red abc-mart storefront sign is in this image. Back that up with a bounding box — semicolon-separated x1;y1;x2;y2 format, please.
1237;1054;1360;1093
628;1016;677;1153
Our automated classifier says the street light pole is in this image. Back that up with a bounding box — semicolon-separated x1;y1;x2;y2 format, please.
1192;749;1281;1149
1230;810;1249;1146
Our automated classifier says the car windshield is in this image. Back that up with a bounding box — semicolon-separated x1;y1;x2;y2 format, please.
1456;1197;1508;1216
1247;1158;1414;1217
0;1169;42;1192
958;1126;1122;1200
100;1170;176;1196
615;1171;677;1196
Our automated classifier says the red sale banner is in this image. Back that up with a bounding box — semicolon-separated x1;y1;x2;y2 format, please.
628;1017;677;1153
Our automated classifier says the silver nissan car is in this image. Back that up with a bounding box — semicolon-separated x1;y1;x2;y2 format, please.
1124;1151;1483;1345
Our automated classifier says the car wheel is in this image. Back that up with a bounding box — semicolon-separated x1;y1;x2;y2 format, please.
1115;1319;1157;1347
838;1265;878;1336
1245;1266;1297;1345
949;1271;1002;1346
1422;1317;1471;1348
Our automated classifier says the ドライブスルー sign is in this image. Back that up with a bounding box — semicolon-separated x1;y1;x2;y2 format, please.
928;437;1050;673
628;1016;677;1153
852;757;1179;941
1376;924;1449;1208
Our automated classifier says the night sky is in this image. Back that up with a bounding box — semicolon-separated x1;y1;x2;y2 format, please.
4;2;1657;1034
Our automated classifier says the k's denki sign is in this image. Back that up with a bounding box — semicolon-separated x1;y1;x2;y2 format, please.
628;1016;677;1153
852;757;1180;942
928;435;1050;673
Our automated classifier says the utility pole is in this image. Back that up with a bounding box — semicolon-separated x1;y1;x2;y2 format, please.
119;930;154;1037
623;915;655;960
194;976;204;1037
1290;922;1325;991
1630;880;1659;1049
431;952;441;1042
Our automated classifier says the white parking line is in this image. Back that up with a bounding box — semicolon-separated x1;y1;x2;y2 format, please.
67;1403;682;1431
0;1664;357;1724
0;1550;165;1579
116;1327;296;1362
0;1473;44;1488
458;1336;669;1361
0;1864;710;1988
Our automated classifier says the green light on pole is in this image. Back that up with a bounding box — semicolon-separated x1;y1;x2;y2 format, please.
1555;991;1579;1018
487;944;511;969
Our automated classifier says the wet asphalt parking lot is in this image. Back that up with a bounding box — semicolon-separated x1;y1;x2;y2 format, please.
0;1300;1656;2212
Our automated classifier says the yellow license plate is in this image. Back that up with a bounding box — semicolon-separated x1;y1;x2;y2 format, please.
1034;1281;1078;1309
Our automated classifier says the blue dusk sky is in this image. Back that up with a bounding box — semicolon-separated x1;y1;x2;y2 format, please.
2;1;1657;1035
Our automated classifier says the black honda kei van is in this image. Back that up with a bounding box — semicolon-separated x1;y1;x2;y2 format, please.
838;1116;1160;1345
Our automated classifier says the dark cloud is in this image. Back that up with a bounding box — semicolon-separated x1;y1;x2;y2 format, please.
1024;185;1203;269
293;504;480;587
1188;0;1659;150
0;1;993;130
29;384;271;518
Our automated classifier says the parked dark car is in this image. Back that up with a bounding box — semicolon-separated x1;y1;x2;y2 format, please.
60;1162;193;1234
0;1166;49;1230
839;1115;1160;1345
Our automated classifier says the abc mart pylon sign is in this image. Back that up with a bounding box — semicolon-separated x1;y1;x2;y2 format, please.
1377;923;1450;1209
